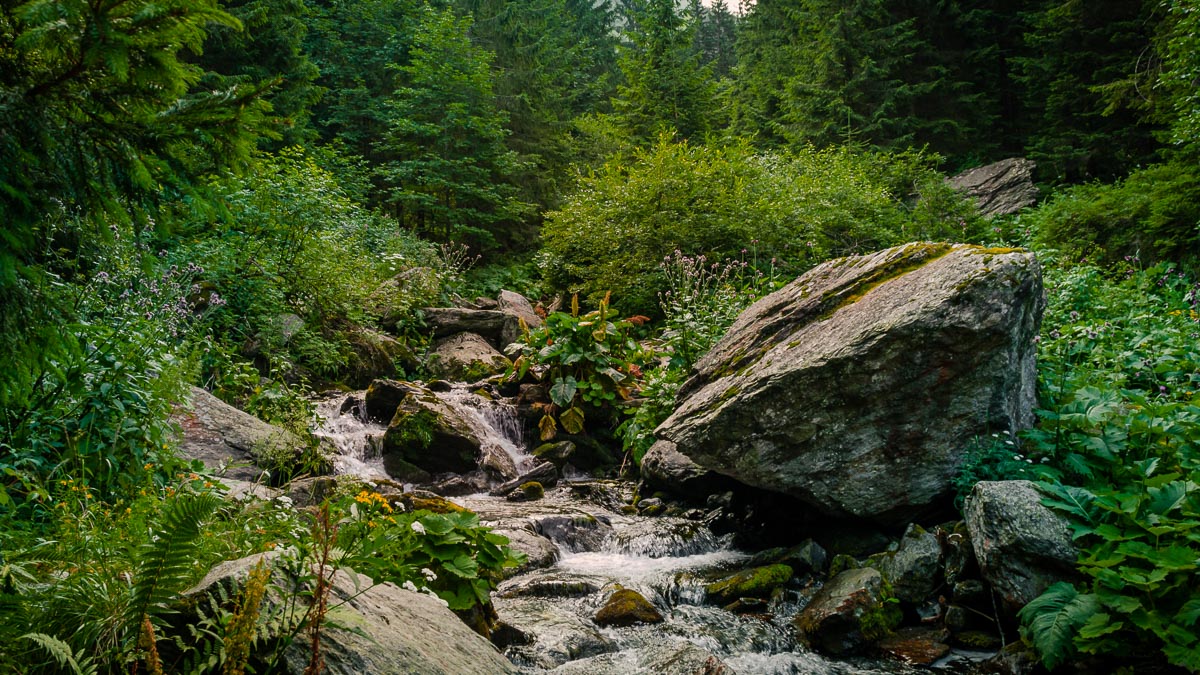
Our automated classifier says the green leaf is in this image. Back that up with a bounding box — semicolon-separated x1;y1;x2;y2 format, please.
1019;582;1100;670
1175;599;1200;627
560;406;585;435
442;554;479;579
538;414;557;441
549;376;578;407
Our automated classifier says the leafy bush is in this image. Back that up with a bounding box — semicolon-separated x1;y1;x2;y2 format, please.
1018;258;1200;670
335;490;524;611
1029;161;1200;267
507;294;654;442
172;148;443;385
540;137;982;314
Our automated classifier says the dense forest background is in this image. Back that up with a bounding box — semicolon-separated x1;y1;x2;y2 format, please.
1;0;1199;671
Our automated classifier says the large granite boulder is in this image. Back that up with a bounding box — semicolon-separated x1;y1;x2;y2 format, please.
427;332;511;382
659;243;1044;525
964;480;1078;612
947;158;1038;218
176;387;306;481
185;556;517;675
380;385;485;479
379;383;523;481
423;308;511;342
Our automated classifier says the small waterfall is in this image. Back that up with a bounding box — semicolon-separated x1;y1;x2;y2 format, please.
437;386;534;477
313;394;389;479
312;384;534;483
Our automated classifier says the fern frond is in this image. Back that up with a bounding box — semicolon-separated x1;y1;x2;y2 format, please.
127;492;221;630
1019;582;1100;669
20;633;98;675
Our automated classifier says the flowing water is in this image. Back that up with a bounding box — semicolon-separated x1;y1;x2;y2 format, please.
315;388;987;675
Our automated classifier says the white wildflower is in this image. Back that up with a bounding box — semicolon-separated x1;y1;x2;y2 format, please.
411;521;426;535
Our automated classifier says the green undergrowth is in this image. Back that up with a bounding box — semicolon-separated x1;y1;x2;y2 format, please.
1009;255;1200;671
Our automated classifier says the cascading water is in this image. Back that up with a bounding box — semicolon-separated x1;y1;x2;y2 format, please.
314;389;979;675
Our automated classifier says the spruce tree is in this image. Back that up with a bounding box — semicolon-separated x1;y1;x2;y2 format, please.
614;0;717;142
373;4;529;248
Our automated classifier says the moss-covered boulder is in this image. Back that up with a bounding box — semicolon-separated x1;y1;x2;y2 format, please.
427;332;510;382
659;243;1045;525
705;564;793;606
506;481;545;502
794;567;901;655
380;386;483;478
593;587;663;627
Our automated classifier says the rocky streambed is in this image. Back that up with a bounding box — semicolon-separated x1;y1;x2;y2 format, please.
313;387;1008;675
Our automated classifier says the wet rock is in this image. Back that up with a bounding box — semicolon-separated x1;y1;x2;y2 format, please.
954;630;1003;650
381;386;483;478
533;513;612;553
491;461;558;497
217;478;281;502
947;158;1038;218
507;481;545;502
175;387;304;482
427;332;511;382
365;378;421;422
964;480;1077;612
532;440;576;467
497;572;604;599
637;497;663;514
493;527;559;577
877;626;951;666
545;643;736;675
659;243;1045;525
495;596;617;668
875;523;943;604
640;439;733;500
398;491;468;514
794;567;900;655
429;476;477;497
606;518;719;558
750;540;828;577
593;587;664;627
705;564;793;605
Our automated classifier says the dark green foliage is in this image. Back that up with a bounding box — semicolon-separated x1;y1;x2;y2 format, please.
540;138;981;314
614;0;717;143
1014;0;1162;182
1018;258;1200;670
191;0;323;148
459;0;620;218
127;492;221;629
373;5;530;248
1027;161;1200;265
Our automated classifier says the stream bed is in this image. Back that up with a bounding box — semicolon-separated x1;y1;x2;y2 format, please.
314;387;992;675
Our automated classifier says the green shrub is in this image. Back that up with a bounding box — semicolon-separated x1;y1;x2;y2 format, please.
539;137;981;315
1029;161;1200;267
506;294;654;442
1018;259;1200;670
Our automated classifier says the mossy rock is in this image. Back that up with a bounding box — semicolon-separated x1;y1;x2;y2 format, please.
400;492;468;514
593;587;664;627
506;481;544;502
705;564;793;605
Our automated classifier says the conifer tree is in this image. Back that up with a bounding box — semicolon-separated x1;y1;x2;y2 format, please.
614;0;717;142
374;4;529;248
